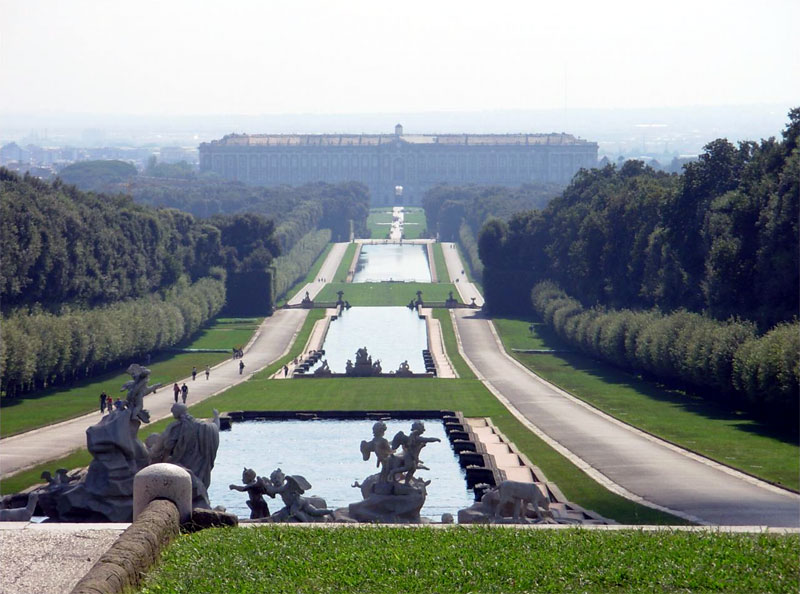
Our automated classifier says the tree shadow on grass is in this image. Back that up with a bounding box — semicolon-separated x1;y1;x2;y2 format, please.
491;314;799;447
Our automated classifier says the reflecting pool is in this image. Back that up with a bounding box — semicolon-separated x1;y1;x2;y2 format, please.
208;419;474;521
311;306;427;373
352;244;431;283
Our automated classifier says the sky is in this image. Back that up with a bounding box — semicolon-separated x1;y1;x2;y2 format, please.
1;0;798;116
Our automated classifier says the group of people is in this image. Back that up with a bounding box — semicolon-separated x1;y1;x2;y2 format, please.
98;392;124;414
99;352;248;414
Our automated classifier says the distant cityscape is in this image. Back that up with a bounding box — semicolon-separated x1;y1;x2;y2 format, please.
1;104;792;181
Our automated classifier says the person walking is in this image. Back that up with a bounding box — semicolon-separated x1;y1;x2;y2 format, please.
283;364;289;377
192;366;197;381
181;383;188;404
205;365;210;380
106;394;113;413
239;360;245;375
173;383;180;403
100;392;107;414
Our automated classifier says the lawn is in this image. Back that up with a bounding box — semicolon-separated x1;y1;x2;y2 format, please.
401;207;427;239
316;282;460;306
492;317;800;491
432;242;451;283
0;318;262;438
275;243;332;307
333;243;357;282
432;309;474;379
367;208;393;239
140;526;800;594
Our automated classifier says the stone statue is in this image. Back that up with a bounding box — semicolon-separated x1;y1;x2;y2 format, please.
229;468;270;519
391;421;440;484
343;421;440;523
457;480;552;524
121;364;160;424
313;360;332;377
0;493;39;522
395;360;413;377
263;469;333;522
346;347;382;377
147;403;221;509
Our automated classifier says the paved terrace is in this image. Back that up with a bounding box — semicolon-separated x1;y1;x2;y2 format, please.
440;243;799;527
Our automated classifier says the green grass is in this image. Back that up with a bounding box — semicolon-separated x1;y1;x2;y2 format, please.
187;377;684;525
493;317;800;491
367;208;393;239
140;526;800;593
432;242;451;283
401;208;427;239
316;282;460;306
333;243;357;282
275;243;332;308
432;309;474;379
0;318;262;438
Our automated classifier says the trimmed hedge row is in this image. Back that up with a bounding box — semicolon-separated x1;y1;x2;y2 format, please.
458;222;483;281
531;281;799;417
272;228;332;301
0;273;226;397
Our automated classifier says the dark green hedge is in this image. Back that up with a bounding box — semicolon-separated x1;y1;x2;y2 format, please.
0;273;225;397
531;281;799;419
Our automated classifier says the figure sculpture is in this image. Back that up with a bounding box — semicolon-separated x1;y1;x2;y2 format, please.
345;421;440;523
457;480;552;524
229;468;270;519
121;364;160;424
0;493;39;522
264;469;333;522
395;360;413;377
148;403;221;509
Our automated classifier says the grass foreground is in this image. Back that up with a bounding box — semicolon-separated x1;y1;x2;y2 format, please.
492;317;800;491
140;526;800;594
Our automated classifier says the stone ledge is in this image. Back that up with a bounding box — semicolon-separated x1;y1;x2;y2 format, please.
70;499;179;594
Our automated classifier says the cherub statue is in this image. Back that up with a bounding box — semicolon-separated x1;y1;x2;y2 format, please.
264;468;333;522
360;421;403;483
391;421;441;484
121;364;161;424
229;467;270;519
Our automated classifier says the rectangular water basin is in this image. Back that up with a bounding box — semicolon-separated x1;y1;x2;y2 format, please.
353;244;431;283
208;418;475;521
311;306;427;373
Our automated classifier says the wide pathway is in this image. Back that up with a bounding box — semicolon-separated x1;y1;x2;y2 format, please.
0;244;350;479
441;244;799;526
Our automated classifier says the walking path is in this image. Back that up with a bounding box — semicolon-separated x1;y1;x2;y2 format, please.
0;244;350;479
440;243;800;526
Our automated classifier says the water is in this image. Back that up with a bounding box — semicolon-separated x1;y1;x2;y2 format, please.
311;307;427;373
352;244;431;283
208;419;474;521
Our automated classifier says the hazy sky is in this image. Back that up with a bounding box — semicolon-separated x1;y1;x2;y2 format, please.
1;0;798;116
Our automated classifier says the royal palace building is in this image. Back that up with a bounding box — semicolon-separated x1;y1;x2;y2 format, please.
199;125;598;205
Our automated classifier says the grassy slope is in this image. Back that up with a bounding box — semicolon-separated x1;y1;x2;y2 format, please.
432;309;474;379
333;243;357;282
492;317;800;491
367;208;393;239
0;318;262;438
432;242;451;283
401;208;427;239
317;282;460;306
275;243;332;308
141;527;800;594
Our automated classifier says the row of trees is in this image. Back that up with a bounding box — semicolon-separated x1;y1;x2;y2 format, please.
421;184;561;282
0;169;222;313
478;109;799;329
1;273;225;397
272;229;332;301
531;281;798;421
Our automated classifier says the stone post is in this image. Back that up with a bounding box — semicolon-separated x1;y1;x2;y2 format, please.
133;463;192;523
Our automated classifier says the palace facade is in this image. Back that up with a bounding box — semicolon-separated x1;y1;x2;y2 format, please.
199;125;597;205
